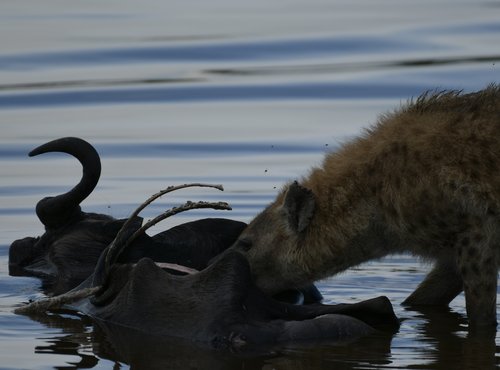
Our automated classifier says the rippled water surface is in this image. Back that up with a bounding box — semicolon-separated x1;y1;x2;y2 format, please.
1;0;500;369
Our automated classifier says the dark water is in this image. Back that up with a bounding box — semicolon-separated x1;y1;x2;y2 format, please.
1;0;500;368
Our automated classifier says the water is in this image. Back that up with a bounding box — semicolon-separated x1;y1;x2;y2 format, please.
1;0;500;368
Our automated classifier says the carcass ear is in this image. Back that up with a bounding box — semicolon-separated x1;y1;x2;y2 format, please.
283;181;315;233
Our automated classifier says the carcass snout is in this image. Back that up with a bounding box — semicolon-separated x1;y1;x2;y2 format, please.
8;237;42;275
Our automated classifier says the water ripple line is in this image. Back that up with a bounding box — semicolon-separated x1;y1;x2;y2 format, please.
0;82;434;109
0;35;431;70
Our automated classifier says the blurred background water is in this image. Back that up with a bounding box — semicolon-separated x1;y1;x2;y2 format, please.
1;0;499;368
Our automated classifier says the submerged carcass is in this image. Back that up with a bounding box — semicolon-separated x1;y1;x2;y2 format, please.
8;137;246;295
74;252;399;350
12;137;399;349
16;182;399;350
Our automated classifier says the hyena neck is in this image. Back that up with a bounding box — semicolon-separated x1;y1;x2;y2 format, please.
300;159;401;279
303;209;398;280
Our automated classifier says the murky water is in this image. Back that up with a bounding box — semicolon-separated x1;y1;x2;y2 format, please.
1;0;500;368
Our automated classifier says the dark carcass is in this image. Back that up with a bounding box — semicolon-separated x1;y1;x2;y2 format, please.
9;137;246;294
12;137;399;350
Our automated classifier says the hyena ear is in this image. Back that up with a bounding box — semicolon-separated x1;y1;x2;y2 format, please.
283;181;315;233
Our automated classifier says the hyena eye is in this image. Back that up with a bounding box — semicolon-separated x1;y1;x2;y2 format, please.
237;238;253;251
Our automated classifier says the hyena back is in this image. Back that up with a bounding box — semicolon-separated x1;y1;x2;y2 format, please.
234;85;500;331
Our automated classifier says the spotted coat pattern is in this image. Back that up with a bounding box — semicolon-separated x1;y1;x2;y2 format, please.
235;85;500;331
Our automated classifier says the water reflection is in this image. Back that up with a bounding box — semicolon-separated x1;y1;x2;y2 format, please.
23;305;500;369
26;309;394;370
401;306;500;369
24;312;97;369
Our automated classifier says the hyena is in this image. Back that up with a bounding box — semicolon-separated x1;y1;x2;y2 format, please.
233;85;500;331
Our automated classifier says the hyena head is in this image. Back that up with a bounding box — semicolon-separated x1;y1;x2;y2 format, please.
233;181;316;294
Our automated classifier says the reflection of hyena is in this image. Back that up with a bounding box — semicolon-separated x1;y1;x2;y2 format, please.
234;85;500;331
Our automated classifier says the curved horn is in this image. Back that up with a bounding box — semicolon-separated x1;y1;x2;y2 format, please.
29;137;101;229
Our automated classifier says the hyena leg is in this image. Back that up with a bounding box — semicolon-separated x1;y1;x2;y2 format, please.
456;229;498;331
403;258;463;306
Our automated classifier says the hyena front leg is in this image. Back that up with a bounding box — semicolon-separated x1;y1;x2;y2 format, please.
403;258;463;306
455;226;498;331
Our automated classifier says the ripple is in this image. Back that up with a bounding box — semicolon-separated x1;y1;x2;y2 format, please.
0;77;204;92
207;54;500;77
0;81;433;109
1;54;498;94
0;35;431;70
0;141;327;159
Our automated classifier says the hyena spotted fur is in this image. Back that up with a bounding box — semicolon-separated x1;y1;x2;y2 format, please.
233;85;500;331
